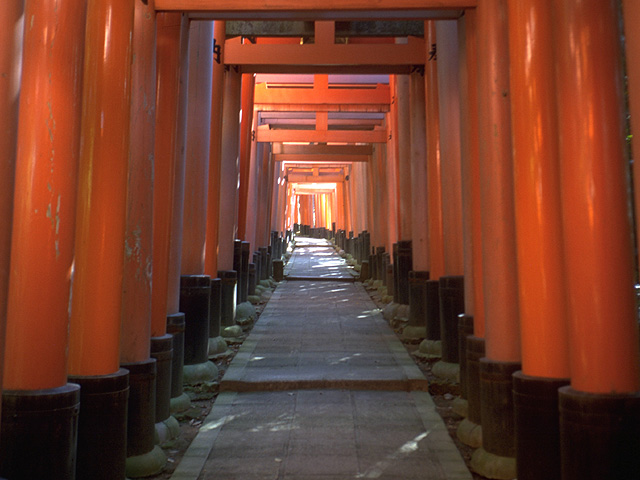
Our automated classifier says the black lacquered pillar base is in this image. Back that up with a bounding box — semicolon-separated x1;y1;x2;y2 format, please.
0;384;80;480
513;371;568;480
559;386;640;480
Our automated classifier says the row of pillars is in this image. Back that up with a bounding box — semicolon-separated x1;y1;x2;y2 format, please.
0;2;288;479
336;4;640;480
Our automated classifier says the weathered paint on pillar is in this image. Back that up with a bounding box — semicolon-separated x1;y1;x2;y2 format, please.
237;73;256;241
457;12;484;332
151;13;189;336
166;14;190;315
509;0;570;379
204;20;226;278
4;0;85;389
243;116;260;249
182;20;213;276
69;0;136;375
477;0;520;362
624;1;640;285
395;74;412;241
255;143;271;247
409;72;428;271
218;67;241;271
0;0;23;396
121;0;157;363
425;21;445;281
555;0;640;394
437;20;464;277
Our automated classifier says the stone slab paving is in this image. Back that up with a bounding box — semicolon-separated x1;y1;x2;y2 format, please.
170;238;472;480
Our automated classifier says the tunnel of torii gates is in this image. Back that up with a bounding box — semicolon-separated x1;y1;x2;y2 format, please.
1;1;640;479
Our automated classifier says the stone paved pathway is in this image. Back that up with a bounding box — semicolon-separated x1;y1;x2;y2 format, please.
170;238;472;480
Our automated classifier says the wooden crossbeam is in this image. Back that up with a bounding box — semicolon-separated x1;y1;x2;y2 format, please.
257;124;386;143
156;0;476;18
274;153;369;163
254;82;390;105
273;144;373;155
224;36;425;74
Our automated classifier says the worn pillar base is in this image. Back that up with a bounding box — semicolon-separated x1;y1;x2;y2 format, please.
559;386;640;480
273;259;284;281
432;360;460;382
359;260;370;281
0;384;80;480
466;336;485;426
69;369;129;480
235;301;256;330
122;359;163;478
155;415;180;445
513;371;568;480
180;275;211;367
470;447;516;480
218;270;238;328
170;392;192;415
125;445;165;479
457;417;482;448
415;339;442;359
167;313;186;402
458;314;474;402
150;334;173;426
402;325;426;339
439;275;464;364
208;336;229;357
425;279;441;341
452;397;468;418
480;359;520;475
183;361;218;385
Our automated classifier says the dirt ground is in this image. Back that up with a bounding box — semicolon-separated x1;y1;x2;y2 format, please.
147;283;486;480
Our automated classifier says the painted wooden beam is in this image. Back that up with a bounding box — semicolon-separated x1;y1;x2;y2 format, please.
254;81;390;105
273;143;373;155
257;124;387;143
156;0;475;16
274;153;369;163
225;36;425;73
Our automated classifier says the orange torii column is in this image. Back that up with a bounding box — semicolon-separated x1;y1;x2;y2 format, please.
420;20;445;358
237;73;256;241
243;114;261;251
0;2;83;478
626;1;640;280
218;66;241;330
508;3;570;479
456;9;485;449
388;76;402;242
554;2;640;479
404;70;429;339
120;0;167;476
0;1;22;426
204;20;227;358
151;12;191;417
433;20;465;383
67;1;135;478
395;74;412;242
180;20;218;388
471;1;521;477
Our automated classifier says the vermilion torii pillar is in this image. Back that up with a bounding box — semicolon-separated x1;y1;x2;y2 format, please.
121;0;167;476
554;2;640;478
471;0;520;477
0;0;22;427
456;8;485;450
180;19;218;386
508;2;570;479
68;1;135;478
152;12;191;414
218;66;242;329
237;73;256;241
395;74;412;242
1;2;84;478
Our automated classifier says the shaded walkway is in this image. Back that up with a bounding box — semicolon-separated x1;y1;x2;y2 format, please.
171;239;472;480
